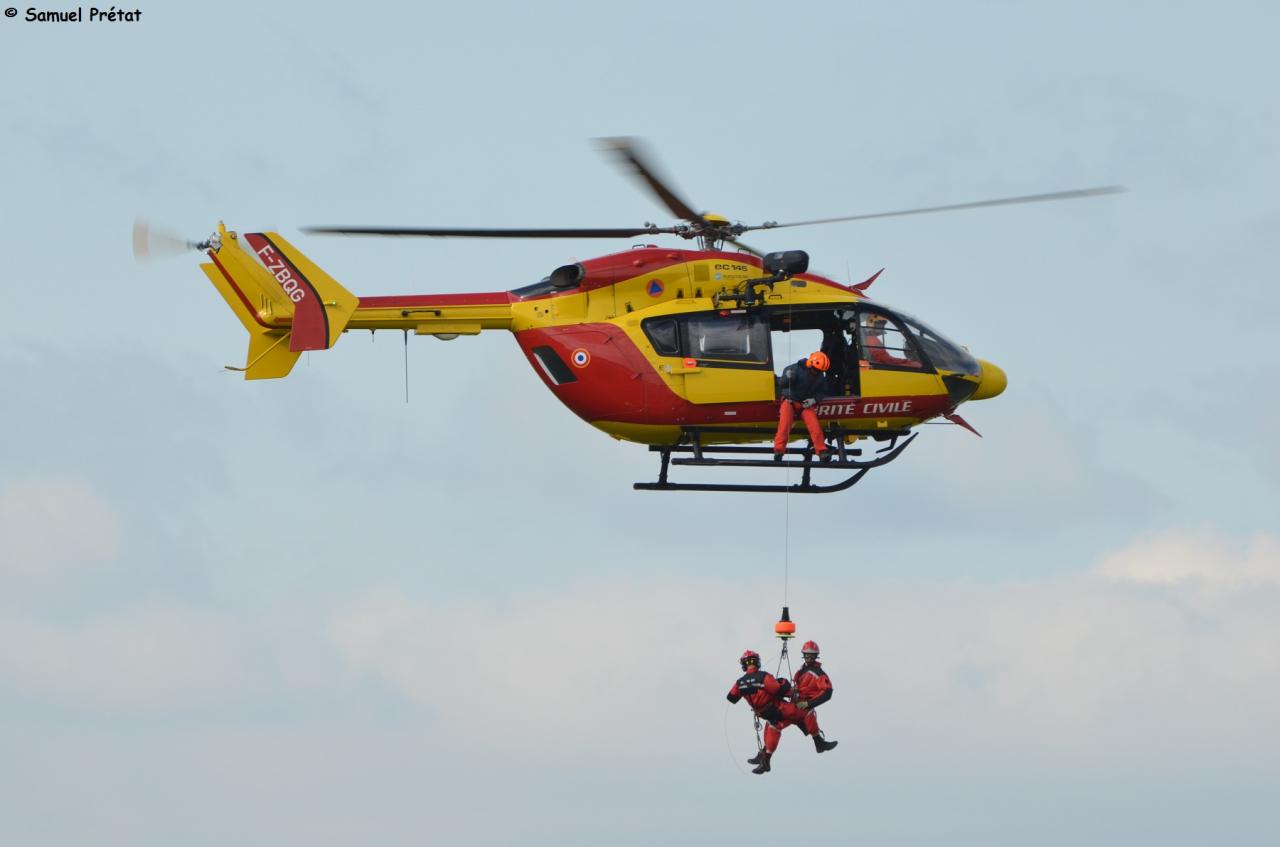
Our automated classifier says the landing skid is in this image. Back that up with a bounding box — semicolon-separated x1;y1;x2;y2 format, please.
634;428;917;494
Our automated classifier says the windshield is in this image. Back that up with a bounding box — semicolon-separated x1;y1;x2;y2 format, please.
896;312;980;377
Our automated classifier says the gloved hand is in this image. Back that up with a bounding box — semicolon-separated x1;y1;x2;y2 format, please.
796;700;809;710
802;398;816;409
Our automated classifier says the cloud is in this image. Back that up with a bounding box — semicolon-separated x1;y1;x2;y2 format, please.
329;577;744;763
0;601;254;713
330;527;1280;765
1096;528;1280;586
0;477;122;577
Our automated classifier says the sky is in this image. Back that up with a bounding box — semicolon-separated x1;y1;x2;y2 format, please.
1;1;1278;844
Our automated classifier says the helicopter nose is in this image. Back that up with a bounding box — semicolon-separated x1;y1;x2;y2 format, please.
971;359;1007;401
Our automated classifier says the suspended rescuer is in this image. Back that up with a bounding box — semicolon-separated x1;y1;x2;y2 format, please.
774;351;831;461
727;649;815;774
792;640;838;753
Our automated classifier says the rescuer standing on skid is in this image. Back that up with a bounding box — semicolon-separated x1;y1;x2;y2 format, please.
727;650;808;775
774;351;831;461
792;640;838;753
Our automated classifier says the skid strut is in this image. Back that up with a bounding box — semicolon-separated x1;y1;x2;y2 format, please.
634;428;917;494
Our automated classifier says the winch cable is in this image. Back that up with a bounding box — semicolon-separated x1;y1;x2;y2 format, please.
768;299;803;744
731;281;810;771
722;700;751;776
782;294;795;610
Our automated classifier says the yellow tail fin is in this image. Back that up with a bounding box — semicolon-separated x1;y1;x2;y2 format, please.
198;224;359;379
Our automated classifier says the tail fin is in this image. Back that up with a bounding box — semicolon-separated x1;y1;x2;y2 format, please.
198;224;359;379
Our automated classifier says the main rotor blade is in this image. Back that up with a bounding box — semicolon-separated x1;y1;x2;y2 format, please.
596;136;710;226
746;186;1126;231
303;225;677;239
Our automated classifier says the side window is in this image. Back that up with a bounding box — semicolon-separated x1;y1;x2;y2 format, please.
682;313;769;364
643;317;681;356
857;311;926;371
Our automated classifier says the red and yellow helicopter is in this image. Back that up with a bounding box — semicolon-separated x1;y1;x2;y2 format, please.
156;139;1119;493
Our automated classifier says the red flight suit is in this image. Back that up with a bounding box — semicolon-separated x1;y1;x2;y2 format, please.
727;669;810;753
773;360;830;456
865;334;921;368
791;660;834;737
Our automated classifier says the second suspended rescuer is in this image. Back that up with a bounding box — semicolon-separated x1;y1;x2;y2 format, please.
792;640;838;754
774;351;831;461
727;649;810;775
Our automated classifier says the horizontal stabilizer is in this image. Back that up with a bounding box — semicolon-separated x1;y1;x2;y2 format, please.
228;331;301;380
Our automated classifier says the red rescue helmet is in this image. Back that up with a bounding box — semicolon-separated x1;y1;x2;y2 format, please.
806;351;830;372
740;649;761;670
801;640;820;657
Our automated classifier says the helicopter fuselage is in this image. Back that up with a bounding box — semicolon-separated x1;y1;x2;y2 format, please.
348;245;1006;446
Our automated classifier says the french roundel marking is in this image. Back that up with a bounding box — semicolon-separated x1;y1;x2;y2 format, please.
571;348;591;368
647;279;664;297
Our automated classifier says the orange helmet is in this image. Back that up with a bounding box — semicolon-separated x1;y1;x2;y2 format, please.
806;351;830;372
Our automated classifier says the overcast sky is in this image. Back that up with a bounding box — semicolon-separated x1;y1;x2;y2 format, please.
2;1;1278;844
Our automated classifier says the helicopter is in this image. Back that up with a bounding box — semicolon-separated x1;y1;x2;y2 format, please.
163;138;1121;493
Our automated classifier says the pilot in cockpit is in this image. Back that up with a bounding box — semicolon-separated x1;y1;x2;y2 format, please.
860;313;921;368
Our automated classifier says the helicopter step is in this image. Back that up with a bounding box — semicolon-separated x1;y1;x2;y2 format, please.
634;430;917;494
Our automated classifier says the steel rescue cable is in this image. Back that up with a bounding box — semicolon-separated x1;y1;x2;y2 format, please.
723;700;751;776
733;281;811;769
782;293;794;605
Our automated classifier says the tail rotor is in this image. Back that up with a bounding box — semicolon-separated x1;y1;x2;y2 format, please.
132;217;217;262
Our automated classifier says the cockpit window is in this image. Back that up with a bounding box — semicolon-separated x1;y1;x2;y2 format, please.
897;313;980;377
857;310;926;371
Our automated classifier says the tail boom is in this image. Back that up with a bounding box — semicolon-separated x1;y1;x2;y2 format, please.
197;223;514;378
349;292;514;336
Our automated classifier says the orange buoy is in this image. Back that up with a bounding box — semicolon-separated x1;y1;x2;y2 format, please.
774;606;796;640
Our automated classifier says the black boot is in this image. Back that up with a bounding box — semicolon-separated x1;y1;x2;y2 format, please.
751;751;772;774
747;749;765;765
814;734;838;753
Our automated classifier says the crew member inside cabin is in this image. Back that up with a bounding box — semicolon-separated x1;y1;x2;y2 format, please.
820;325;856;397
791;640;838;754
727;650;809;775
860;313;922;368
774;351;831;461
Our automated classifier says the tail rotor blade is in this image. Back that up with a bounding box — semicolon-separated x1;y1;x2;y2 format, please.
132;217;199;262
